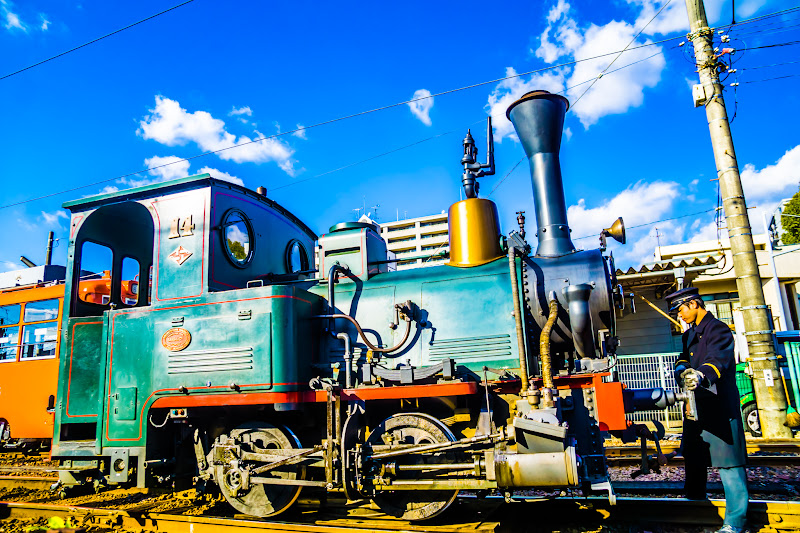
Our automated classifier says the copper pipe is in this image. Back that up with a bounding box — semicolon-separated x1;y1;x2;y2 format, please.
539;292;559;390
508;247;529;392
313;310;411;354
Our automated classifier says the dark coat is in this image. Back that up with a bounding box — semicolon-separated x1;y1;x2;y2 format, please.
677;312;747;468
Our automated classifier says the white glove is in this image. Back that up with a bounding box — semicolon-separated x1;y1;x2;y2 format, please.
681;368;704;391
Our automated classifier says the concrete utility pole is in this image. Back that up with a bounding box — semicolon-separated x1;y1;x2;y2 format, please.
684;0;791;438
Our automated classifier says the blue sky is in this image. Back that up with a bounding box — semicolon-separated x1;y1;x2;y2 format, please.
1;0;799;272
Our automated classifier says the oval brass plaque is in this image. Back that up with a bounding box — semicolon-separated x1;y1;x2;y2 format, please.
162;328;191;352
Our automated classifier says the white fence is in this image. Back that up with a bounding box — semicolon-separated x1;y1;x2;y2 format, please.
615;352;683;430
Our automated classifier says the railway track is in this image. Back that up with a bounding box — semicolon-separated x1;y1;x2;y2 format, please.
1;496;799;532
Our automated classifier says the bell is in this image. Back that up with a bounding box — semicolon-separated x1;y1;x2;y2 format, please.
602;217;626;245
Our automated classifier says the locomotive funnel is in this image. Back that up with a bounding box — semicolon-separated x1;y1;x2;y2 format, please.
506;91;576;257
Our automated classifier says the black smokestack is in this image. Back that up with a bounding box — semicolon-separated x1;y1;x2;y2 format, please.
506;91;576;257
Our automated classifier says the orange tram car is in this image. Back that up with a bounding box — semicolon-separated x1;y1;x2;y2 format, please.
0;265;136;451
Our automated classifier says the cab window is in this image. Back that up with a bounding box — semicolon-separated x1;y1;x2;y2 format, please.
79;242;113;305
120;257;140;306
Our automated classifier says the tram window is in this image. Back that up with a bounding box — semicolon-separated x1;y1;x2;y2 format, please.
286;240;309;274
0;326;20;361
0;304;21;326
79;242;113;305
23;299;59;322
20;323;58;359
121;257;140;306
223;210;254;266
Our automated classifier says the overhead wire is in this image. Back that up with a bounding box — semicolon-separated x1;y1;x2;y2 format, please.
0;0;196;82
0;34;687;211
573;208;718;240
1;7;796;211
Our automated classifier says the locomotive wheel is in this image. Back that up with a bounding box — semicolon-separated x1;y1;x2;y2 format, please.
366;413;459;521
214;423;304;517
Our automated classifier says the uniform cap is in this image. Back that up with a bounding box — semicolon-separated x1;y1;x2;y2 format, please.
665;287;701;313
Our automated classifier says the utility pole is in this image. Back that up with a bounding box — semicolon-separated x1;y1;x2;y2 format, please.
685;0;791;437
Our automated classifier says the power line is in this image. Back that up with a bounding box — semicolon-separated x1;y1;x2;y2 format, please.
743;39;800;51
1;8;793;210
740;60;800;70
0;36;686;211
573;208;718;240
0;0;196;82
739;73;800;84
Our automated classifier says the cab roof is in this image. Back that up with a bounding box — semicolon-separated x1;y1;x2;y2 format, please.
62;173;317;240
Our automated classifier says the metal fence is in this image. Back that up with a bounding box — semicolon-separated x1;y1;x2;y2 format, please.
615;352;683;430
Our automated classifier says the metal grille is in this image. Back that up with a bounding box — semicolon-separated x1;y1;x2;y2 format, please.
168;347;254;374
616;352;683;430
428;334;512;362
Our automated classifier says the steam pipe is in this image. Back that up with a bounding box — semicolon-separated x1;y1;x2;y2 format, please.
20;256;36;268
337;333;353;388
327;263;349;332
506;91;576;257
508;247;529;392
562;284;596;358
540;291;559;406
313;310;412;354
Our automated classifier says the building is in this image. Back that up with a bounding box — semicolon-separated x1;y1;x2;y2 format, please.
377;212;449;270
614;232;800;356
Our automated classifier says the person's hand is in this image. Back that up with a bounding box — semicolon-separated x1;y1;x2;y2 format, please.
680;368;704;391
674;362;690;385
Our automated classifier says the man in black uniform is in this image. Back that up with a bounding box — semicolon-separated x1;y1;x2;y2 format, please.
666;287;749;533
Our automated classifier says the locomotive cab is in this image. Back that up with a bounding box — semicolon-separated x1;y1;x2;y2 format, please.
53;175;323;488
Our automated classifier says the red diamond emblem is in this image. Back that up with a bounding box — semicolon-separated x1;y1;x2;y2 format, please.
169;246;193;265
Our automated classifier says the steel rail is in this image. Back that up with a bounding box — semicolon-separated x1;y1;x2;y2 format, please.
2;497;800;532
0;475;55;490
605;440;800;455
607;454;800;467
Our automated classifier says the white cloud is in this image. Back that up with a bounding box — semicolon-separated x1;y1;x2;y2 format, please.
487;67;567;141
198;166;245;187
741;145;800;204
627;0;688;36
229;106;252;117
98;185;119;195
40;210;68;226
562;21;666;127
408;89;434;126
568;180;680;239
496;0;667;131
292;124;307;139
535;1;582;62
146;155;191;181
138;96;296;175
2;260;24;271
4;10;25;31
40;14;49;30
567;180;682;266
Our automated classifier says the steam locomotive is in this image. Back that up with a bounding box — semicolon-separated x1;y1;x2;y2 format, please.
50;91;684;520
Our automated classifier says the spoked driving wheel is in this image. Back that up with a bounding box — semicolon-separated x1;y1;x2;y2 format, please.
214;422;304;517
366;413;459;521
